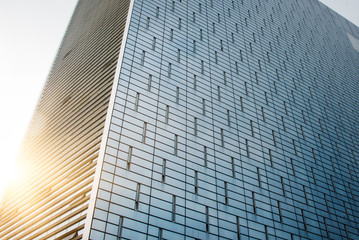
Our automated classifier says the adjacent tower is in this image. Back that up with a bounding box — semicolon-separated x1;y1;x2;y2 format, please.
1;0;359;239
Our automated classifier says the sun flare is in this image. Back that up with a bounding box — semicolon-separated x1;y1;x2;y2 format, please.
0;159;20;201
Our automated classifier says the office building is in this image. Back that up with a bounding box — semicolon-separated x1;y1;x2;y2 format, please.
1;0;359;239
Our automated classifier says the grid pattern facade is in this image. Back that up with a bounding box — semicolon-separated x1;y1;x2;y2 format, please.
0;0;130;239
90;0;359;240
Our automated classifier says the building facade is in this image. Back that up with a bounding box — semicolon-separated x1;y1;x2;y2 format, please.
1;0;359;239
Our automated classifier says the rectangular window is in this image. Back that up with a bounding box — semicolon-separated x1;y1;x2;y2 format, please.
246;139;250;157
146;17;150;29
331;175;336;192
158;228;163;240
272;130;276;147
311;167;316;184
223;71;227;85
227;110;230;126
204;146;207;167
268;149;273;167
165;105;169;124
252;191;256;214
231;157;235;178
170;29;174;41
261;107;265;122
117;216;124;239
201;60;204;74
162;159;166;182
141;50;145;65
178;18;182;29
205;206;210;232
148;74;152;91
172;195;176;222
303;185;308;205
324;217;330;238
301;209;307;231
142;122;147;143
240;96;244;111
156;7;159;18
152;37;156;50
135;183;141;210
348;163;352;179
177;49;181;62
344;224;349;239
283;101;288;115
278;201;282;223
257;167;261;188
265;225;269;240
194;171;198;194
343;201;349;219
220;128;224;147
281;177;286;196
302;109;306;123
236;217;241;239
217;86;221;100
290;90;295;103
193;74;197;90
300;125;305;140
127;146;133;170
193;40;196;53
168;63;172;78
281;116;285;131
324;194;330;212
318;134;323;148
176;87;179;104
265;92;268;105
293;139;297;156
202;99;206;115
174;134;178;156
224;182;228;205
134;92;140;111
250;120;254;137
194;117;198;136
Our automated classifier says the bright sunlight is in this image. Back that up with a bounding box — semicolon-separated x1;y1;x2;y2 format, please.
0;158;20;202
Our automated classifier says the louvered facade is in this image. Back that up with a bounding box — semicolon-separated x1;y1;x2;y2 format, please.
0;0;130;239
1;0;359;239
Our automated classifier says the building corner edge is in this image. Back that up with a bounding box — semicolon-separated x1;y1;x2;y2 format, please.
82;0;136;238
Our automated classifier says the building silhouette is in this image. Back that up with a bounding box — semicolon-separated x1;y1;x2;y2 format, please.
1;0;359;239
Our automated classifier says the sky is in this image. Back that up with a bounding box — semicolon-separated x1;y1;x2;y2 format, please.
0;0;358;199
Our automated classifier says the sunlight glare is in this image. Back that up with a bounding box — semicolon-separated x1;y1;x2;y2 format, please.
0;158;21;202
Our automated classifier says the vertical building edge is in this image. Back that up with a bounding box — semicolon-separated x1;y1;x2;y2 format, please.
82;0;136;238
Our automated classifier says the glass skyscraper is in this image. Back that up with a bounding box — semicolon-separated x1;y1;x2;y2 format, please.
1;0;359;239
